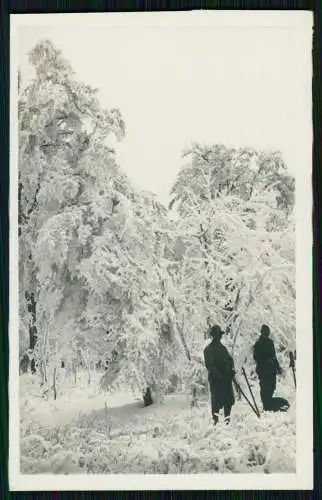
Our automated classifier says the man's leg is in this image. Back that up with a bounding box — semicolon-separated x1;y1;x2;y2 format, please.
261;375;277;410
259;377;266;407
223;383;234;424
213;412;219;425
271;374;277;397
223;404;232;424
210;384;220;424
259;376;272;410
266;375;276;406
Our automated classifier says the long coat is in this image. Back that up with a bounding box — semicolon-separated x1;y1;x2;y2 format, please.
253;336;281;377
253;335;282;408
204;339;235;408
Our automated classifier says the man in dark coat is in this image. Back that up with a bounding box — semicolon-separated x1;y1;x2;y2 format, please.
204;325;235;425
253;324;282;410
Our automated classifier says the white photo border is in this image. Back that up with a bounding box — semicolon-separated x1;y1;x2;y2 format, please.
9;10;314;491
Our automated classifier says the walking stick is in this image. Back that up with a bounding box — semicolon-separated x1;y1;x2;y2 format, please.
242;367;260;417
289;351;296;388
233;377;260;418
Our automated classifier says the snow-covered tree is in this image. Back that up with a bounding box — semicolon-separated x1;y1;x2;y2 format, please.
19;40;126;381
169;144;295;394
19;42;296;408
19;41;181;403
170;143;294;217
97;191;182;402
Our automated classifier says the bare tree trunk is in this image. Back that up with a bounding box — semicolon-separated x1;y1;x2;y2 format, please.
191;387;198;407
83;350;91;385
174;320;192;362
20;170;41;373
73;359;77;385
52;367;57;400
199;223;212;335
229;288;254;402
39;359;47;386
168;300;199;406
39;324;50;386
26;290;37;374
231;317;243;359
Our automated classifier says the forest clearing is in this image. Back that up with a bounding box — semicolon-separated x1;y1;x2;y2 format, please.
20;368;296;474
17;36;296;476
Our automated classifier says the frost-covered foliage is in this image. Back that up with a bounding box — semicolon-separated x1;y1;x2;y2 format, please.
170;143;294;216
19;42;295;407
19;40;180;397
20;373;296;474
93;190;181;396
168;143;295;389
19;40;128;381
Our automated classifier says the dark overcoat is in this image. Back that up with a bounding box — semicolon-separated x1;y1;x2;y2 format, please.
204;339;235;408
253;336;281;377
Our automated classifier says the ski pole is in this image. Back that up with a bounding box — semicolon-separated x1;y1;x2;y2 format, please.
233;378;259;418
233;377;260;418
242;367;260;417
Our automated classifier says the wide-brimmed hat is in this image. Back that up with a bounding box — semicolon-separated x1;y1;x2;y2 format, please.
261;324;270;335
210;324;224;339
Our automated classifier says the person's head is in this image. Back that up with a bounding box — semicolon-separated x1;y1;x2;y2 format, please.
260;324;270;338
209;324;224;341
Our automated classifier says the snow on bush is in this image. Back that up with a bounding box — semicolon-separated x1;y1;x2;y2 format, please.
20;374;296;475
18;42;296;477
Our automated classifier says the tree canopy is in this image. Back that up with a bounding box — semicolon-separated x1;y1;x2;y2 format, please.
19;40;295;402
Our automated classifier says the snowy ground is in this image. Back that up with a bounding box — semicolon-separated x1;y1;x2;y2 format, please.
19;370;296;474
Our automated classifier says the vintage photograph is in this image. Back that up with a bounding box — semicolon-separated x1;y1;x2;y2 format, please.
10;12;313;490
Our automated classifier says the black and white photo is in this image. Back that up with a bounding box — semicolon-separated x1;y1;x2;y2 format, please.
9;11;313;490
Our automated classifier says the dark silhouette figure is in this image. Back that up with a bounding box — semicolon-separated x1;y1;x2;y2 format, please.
253;324;282;410
204;325;235;424
143;387;153;407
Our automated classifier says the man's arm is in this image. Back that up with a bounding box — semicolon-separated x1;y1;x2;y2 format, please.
253;342;259;364
223;348;236;379
271;339;282;374
203;349;211;372
204;349;226;379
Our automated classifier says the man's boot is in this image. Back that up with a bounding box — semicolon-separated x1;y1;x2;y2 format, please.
212;413;219;425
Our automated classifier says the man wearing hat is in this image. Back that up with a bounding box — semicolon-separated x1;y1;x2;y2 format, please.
253;324;283;410
203;325;236;425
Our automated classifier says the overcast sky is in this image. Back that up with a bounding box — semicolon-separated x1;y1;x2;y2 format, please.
17;13;312;205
